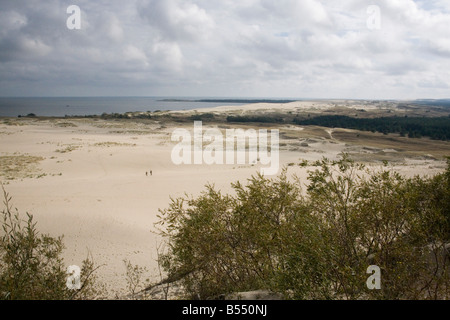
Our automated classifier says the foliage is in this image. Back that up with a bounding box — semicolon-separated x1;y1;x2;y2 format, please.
0;186;103;300
227;115;285;124
294;115;450;140
123;259;151;298
156;155;450;299
190;113;216;121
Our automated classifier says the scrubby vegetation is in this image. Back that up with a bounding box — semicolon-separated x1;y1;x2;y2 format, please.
1;155;449;300
294;115;450;141
0;186;103;300
0;155;45;180
190;113;216;122
156;156;450;299
227;115;285;124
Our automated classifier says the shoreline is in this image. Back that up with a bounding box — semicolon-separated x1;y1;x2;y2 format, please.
1;98;449;119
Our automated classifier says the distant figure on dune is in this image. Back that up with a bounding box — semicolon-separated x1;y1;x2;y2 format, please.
150;170;153;176
146;172;148;176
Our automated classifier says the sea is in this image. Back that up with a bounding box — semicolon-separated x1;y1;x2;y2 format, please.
2;97;447;118
0;97;259;118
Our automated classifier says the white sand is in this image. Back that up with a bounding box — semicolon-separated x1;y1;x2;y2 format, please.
0;108;446;297
0;118;314;295
176;100;390;115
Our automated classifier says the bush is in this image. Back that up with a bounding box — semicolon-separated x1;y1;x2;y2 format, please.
156;156;450;299
0;186;102;300
226;115;285;124
190;113;215;121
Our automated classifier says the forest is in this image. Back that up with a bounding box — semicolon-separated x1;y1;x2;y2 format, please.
294;115;450;140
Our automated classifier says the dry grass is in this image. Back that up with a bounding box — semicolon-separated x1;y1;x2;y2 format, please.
108;130;155;135
1;119;27;126
332;129;450;158
92;142;137;148
0;154;45;180
55;144;81;153
54;122;78;128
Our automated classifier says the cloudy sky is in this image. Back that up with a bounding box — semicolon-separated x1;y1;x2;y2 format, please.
1;0;450;99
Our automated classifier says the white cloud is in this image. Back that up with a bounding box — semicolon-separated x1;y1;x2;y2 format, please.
124;45;148;66
151;41;183;72
103;14;124;42
0;0;449;98
139;0;214;42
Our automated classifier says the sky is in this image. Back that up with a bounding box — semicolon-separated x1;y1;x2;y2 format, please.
1;0;450;99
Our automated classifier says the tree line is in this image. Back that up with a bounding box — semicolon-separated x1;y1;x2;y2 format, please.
293;115;450;140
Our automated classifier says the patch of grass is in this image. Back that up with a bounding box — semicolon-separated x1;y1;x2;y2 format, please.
1;119;26;126
55;145;81;153
333;129;450;158
0;155;45;180
108;130;153;135
92;142;137;148
55;122;78;128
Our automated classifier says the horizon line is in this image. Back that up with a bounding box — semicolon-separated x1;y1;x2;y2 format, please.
0;96;449;102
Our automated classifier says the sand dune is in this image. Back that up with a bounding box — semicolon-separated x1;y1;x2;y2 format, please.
0;106;447;296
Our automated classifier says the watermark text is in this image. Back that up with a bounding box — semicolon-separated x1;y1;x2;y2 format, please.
67;5;81;30
171;121;279;176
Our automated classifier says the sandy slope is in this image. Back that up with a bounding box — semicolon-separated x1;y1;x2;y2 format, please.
0;110;447;296
0;118;308;295
174;100;390;114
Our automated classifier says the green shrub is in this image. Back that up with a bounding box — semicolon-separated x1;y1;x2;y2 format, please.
0;186;102;300
156;156;450;300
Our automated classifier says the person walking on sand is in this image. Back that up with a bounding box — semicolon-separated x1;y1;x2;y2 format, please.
146;172;148;176
150;170;152;176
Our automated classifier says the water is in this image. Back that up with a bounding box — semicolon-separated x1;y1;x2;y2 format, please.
0;97;253;117
1;97;447;118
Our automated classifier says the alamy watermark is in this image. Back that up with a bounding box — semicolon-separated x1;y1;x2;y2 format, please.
65;4;380;31
67;5;81;30
171;121;280;176
367;5;381;30
366;265;381;290
66;265;81;290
